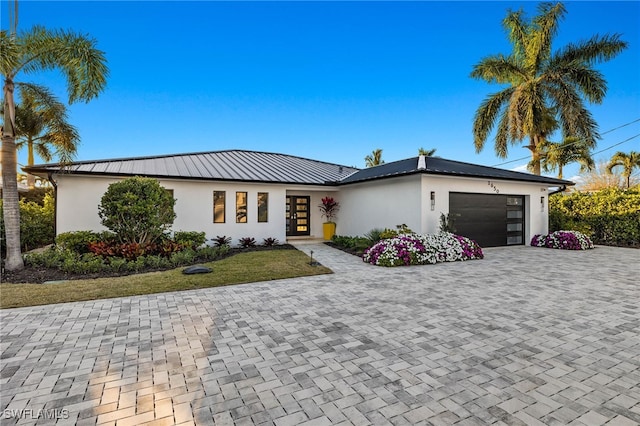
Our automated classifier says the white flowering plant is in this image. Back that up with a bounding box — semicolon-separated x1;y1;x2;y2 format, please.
362;232;483;267
531;230;594;250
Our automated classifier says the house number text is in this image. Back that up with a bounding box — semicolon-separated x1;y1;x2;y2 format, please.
488;181;500;194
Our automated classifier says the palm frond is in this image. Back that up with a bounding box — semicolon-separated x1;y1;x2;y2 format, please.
553;34;628;66
527;2;566;70
546;82;599;148
0;30;20;76
494;108;511;158
543;65;606;104
10;82;80;164
539;136;595;178
418;147;437;156
34;141;53;163
470;55;526;84
19;25;108;103
502;9;527;61
506;86;526;142
472;88;513;153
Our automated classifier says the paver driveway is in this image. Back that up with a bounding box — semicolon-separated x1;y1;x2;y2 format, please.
1;244;639;426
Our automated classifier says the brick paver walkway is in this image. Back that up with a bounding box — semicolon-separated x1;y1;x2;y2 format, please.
1;244;639;425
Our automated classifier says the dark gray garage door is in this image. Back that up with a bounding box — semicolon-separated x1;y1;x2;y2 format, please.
449;193;524;247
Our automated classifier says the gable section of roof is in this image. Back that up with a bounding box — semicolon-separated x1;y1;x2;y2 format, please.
339;156;574;186
24;150;360;185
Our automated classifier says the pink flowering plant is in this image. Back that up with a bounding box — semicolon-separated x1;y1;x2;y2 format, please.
531;230;594;250
319;197;340;223
363;232;483;267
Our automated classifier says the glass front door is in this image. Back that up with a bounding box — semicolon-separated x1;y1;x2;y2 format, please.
286;196;311;236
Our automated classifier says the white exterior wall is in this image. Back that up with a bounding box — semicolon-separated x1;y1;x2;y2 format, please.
54;172;550;246
422;175;549;243
337;175;423;237
56;175;116;234
337;173;550;243
55;174;294;245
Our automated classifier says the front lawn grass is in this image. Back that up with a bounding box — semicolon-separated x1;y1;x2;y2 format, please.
0;250;331;309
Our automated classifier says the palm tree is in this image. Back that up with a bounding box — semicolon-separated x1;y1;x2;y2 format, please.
418;147;437;156
7;84;79;188
1;24;108;271
528;137;594;179
471;2;627;175
365;148;385;167
607;151;640;189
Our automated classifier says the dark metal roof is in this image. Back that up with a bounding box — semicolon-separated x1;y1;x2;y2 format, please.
338;156;574;186
24;150;574;187
24;150;359;185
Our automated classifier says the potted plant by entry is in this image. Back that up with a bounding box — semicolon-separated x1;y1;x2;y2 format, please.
319;196;340;240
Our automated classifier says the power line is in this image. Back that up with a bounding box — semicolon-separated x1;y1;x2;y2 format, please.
591;133;640;156
491;117;640;167
600;117;640;136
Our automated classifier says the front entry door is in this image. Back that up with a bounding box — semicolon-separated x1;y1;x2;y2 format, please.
286;196;311;236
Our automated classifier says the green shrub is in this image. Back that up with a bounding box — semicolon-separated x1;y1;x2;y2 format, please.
379;224;413;240
197;246;221;261
1;193;55;253
439;213;457;233
363;228;384;245
24;247;73;269
56;231;102;254
217;245;230;257
549;188;640;246
98;177;176;245
108;257;128;272
18;187;52;205
331;235;371;253
144;255;171;269
173;231;207;249
169;249;197;266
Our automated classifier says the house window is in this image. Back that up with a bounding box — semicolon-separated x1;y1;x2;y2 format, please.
213;191;225;223
258;192;268;223
236;192;247;223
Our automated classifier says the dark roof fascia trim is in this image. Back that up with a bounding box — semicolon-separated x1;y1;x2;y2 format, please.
338;169;573;187
338;170;421;185
37;169;342;187
424;169;574;186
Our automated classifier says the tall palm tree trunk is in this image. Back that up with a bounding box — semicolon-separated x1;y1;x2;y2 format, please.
528;135;542;176
27;139;35;188
2;78;25;271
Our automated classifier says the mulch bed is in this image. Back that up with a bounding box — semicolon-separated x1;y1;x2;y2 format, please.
324;242;365;257
1;245;296;284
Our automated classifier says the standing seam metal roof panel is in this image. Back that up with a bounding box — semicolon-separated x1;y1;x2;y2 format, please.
24;150;359;184
23;150;571;186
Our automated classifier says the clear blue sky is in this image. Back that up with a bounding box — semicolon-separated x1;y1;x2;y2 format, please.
4;1;640;181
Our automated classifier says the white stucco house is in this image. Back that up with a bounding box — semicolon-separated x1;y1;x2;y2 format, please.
24;150;573;248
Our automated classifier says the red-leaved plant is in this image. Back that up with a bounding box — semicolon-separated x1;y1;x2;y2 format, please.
319;197;340;223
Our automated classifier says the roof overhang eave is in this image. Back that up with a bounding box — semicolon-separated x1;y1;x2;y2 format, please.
338;169;574;187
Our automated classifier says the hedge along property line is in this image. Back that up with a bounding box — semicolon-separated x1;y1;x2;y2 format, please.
549;187;640;247
0;192;55;253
